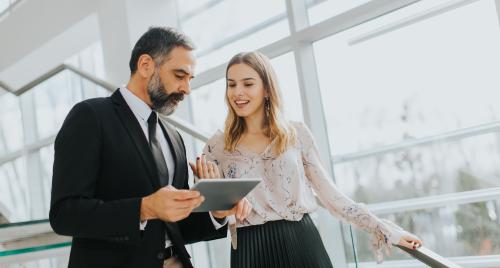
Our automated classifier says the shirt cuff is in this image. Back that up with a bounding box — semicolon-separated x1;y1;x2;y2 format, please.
209;212;228;229
140;220;148;230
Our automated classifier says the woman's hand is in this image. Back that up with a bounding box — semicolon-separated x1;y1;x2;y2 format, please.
398;233;423;250
189;154;220;180
212;198;252;221
189;154;252;221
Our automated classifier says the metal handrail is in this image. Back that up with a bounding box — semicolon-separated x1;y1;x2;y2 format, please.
0;64;115;95
396;245;463;268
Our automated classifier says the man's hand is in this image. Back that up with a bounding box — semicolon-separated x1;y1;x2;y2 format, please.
140;185;204;222
211;198;252;221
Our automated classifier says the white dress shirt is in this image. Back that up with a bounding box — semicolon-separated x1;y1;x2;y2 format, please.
119;87;226;248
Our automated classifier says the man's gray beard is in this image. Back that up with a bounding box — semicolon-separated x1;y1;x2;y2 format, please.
147;73;182;116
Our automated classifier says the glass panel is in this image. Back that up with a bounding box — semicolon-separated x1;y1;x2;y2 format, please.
348;199;500;263
308;0;370;25
271;53;303;122
0;255;69;268
39;145;55;217
313;0;500;156
334;132;500;203
195;20;289;73
0;0;10;14
64;42;106;80
0;74;110;224
178;0;289;72
28;70;110;139
0;156;28;223
0;92;23;154
176;0;219;18
191;78;226;136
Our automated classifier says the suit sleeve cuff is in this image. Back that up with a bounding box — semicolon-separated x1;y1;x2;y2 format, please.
140;220;148;230
209;212;228;229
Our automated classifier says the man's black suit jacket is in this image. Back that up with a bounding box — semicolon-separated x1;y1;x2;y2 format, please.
50;90;227;268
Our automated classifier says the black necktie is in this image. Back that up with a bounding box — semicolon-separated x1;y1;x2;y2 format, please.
147;111;169;187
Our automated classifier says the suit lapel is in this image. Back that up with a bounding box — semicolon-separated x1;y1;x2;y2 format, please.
158;117;187;190
157;118;191;260
111;90;160;189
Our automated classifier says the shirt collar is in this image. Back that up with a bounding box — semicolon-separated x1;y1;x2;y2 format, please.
119;87;154;122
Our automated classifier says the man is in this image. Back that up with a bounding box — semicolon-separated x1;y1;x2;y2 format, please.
50;27;250;268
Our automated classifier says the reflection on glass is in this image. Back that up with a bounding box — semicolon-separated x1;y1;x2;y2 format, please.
0;71;110;224
314;0;500;156
191;79;226;136
308;0;370;25
0;92;23;154
39;146;55;215
0;254;69;267
176;0;219;19
348;200;500;262
178;0;289;72
0;0;17;15
0;156;28;223
271;53;303;122
334;132;500;203
29;70;110;139
195;20;289;72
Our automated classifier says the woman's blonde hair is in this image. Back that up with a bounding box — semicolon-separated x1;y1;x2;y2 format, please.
224;51;296;154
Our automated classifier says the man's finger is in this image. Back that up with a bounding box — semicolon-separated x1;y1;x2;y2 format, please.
169;189;201;200
171;196;205;209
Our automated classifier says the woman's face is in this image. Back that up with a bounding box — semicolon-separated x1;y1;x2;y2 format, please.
226;63;266;119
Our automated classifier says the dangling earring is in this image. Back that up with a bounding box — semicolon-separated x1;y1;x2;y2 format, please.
265;97;270;119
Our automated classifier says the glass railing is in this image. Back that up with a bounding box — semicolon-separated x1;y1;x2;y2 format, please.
331;120;500;267
0;64;473;268
0;220;71;267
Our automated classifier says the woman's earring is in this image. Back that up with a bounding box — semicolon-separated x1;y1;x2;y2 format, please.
265;97;270;118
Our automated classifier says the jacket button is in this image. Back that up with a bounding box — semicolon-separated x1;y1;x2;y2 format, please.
157;252;164;260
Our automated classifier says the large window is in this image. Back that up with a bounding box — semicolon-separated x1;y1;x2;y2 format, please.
314;0;500;156
313;0;500;264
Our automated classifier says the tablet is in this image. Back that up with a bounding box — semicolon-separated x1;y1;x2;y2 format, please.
191;178;261;212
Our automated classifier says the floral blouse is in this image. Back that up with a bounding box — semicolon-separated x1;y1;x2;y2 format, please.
203;121;408;262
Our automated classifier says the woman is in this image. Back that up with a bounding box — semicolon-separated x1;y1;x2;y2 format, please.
192;51;422;268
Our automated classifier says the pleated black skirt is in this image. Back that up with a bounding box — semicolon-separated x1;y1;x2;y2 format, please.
231;214;334;268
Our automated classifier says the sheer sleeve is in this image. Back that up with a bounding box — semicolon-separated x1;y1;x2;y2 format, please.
295;122;408;262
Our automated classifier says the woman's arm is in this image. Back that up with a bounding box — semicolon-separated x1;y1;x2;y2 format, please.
296;122;421;262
